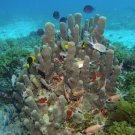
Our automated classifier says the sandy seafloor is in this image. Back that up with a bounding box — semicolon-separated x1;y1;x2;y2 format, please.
0;19;135;48
0;18;135;135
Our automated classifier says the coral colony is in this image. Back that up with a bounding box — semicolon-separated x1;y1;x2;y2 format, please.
13;13;121;135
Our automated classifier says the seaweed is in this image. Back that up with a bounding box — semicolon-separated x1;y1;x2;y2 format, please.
108;99;135;126
96;96;135;134
124;71;135;89
113;42;130;63
97;121;135;135
112;42;135;71
0;48;29;75
5;38;18;48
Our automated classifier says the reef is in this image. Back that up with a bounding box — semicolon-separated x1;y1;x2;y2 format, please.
10;13;130;135
112;41;135;72
0;48;29;76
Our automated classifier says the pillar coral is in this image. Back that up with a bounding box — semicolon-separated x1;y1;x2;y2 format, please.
79;56;90;92
67;14;74;36
91;15;106;42
60;22;67;40
64;41;76;82
84;19;89;32
42;22;58;56
75;13;82;36
36;45;54;80
14;12;122;135
67;62;80;90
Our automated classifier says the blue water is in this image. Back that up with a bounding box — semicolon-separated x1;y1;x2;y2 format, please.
1;1;135;22
0;0;135;39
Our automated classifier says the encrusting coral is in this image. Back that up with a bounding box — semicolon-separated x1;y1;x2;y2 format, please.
13;13;123;135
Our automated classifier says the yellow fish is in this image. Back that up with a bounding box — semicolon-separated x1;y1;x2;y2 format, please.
26;55;36;68
81;41;86;49
64;43;68;49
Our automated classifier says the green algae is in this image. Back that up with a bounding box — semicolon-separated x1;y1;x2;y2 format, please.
96;99;135;135
5;38;18;48
113;41;130;62
108;99;135;126
97;121;135;135
124;71;135;89
0;48;29;75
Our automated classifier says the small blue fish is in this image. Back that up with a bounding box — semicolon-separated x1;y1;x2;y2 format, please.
83;5;95;13
53;11;60;20
60;17;67;23
36;28;44;36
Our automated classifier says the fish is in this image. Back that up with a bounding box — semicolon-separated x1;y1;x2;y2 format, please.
53;11;60;20
36;28;44;36
81;41;86;49
83;122;105;134
88;37;106;52
11;74;16;88
63;90;70;102
21;91;28;100
75;61;84;68
75;60;96;68
106;92;129;102
26;55;36;68
64;43;68;50
67;28;71;37
60;39;68;51
59;51;68;58
60;17;67;23
72;90;85;97
83;5;95;13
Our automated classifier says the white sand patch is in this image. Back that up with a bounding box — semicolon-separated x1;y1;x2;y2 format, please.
104;29;135;48
0;20;40;39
